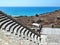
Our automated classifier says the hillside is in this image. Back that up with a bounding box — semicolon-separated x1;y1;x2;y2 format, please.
14;10;60;28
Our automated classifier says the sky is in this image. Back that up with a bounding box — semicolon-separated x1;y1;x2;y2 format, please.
0;0;60;7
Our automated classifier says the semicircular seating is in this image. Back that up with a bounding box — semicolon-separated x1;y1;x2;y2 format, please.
0;11;41;44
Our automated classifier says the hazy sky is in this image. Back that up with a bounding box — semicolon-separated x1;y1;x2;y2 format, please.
0;0;60;7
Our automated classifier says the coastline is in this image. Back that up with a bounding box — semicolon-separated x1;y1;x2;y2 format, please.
0;7;60;16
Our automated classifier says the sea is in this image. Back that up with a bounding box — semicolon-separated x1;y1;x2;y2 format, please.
0;7;60;16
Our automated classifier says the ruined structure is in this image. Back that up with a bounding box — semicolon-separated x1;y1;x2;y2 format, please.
0;11;41;45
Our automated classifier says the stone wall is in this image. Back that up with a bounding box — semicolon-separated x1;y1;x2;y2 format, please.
41;35;60;45
47;35;60;45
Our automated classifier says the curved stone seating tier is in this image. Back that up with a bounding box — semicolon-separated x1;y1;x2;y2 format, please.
0;12;40;45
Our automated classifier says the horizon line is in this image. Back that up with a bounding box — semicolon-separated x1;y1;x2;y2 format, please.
0;6;60;7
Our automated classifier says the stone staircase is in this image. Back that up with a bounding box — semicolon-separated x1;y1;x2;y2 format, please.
0;11;41;45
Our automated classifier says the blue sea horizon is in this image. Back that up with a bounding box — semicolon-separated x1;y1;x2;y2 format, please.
0;7;60;16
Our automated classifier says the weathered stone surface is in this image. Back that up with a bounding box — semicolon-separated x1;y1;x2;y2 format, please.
0;29;37;45
0;29;21;45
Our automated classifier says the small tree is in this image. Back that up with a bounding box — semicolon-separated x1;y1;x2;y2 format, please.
35;14;39;17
